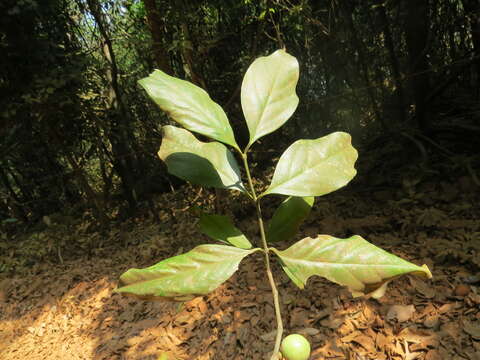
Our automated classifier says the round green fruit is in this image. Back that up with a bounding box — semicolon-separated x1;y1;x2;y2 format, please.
280;334;311;360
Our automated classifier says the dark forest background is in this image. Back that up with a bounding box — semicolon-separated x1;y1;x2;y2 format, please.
1;0;479;240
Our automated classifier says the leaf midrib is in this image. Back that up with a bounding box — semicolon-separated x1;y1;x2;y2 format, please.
281;259;418;269
159;75;232;142
248;63;282;141
267;142;350;193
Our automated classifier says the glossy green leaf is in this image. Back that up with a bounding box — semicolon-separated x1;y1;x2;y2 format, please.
271;235;432;297
116;245;260;301
266;196;314;243
199;214;252;249
241;49;299;147
139;70;239;149
158;126;246;192
261;132;358;198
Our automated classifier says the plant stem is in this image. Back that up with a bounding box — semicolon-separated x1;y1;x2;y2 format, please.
241;152;283;360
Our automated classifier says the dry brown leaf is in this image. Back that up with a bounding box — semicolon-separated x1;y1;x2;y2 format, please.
423;315;440;328
289;308;310;327
259;330;276;342
474;341;480;351
312;339;345;358
341;330;362;343
362;304;375;324
233;309;251;323
320;315;344;329
441;321;462;344
377;331;391;350
409;278;435;299
313;308;331;321
438;302;455;314
463;320;480;339
352;334;375;351
425;349;442;360
468;292;480;305
394;338;405;357
386;304;415;322
297;327;320;336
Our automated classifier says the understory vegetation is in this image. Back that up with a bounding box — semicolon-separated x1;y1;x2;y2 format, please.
0;1;479;359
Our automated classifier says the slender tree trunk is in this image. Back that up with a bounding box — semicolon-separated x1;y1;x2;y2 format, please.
0;199;9;219
342;0;384;129
66;151;108;225
86;0;138;214
309;1;336;129
405;0;431;133
0;167;28;221
143;0;172;74
377;4;406;123
50;127;108;226
96;130;114;206
174;0;207;89
180;22;207;89
462;0;480;97
8;166;33;209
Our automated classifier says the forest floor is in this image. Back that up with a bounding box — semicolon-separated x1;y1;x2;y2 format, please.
1;160;480;360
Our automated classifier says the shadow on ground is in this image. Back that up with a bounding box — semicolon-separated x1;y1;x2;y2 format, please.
1;175;480;359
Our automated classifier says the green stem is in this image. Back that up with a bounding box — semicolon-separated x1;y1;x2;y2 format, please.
241;151;283;360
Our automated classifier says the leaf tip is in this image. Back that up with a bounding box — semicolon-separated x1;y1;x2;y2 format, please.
420;264;433;279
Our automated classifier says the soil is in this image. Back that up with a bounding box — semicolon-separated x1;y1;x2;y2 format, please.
1;167;480;360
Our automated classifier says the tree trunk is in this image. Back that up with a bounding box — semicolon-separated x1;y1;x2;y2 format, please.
405;0;431;133
49;126;108;226
85;0;138;214
143;0;172;74
174;0;207;89
0;167;28;222
461;0;480;96
377;4;406;123
342;0;384;129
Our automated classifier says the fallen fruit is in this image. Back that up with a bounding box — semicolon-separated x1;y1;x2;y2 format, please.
280;334;311;360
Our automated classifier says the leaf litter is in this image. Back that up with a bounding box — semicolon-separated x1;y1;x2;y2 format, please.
1;169;480;359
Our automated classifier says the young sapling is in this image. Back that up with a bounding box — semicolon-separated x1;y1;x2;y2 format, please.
115;49;432;360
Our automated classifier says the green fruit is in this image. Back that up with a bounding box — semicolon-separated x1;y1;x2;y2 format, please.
280;334;311;360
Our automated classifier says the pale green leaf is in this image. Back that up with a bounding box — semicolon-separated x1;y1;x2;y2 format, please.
116;245;260;300
241;49;299;147
261;132;358;198
139;70;239;149
158;126;246;192
266;196;314;243
272;235;432;296
199;214;252;249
